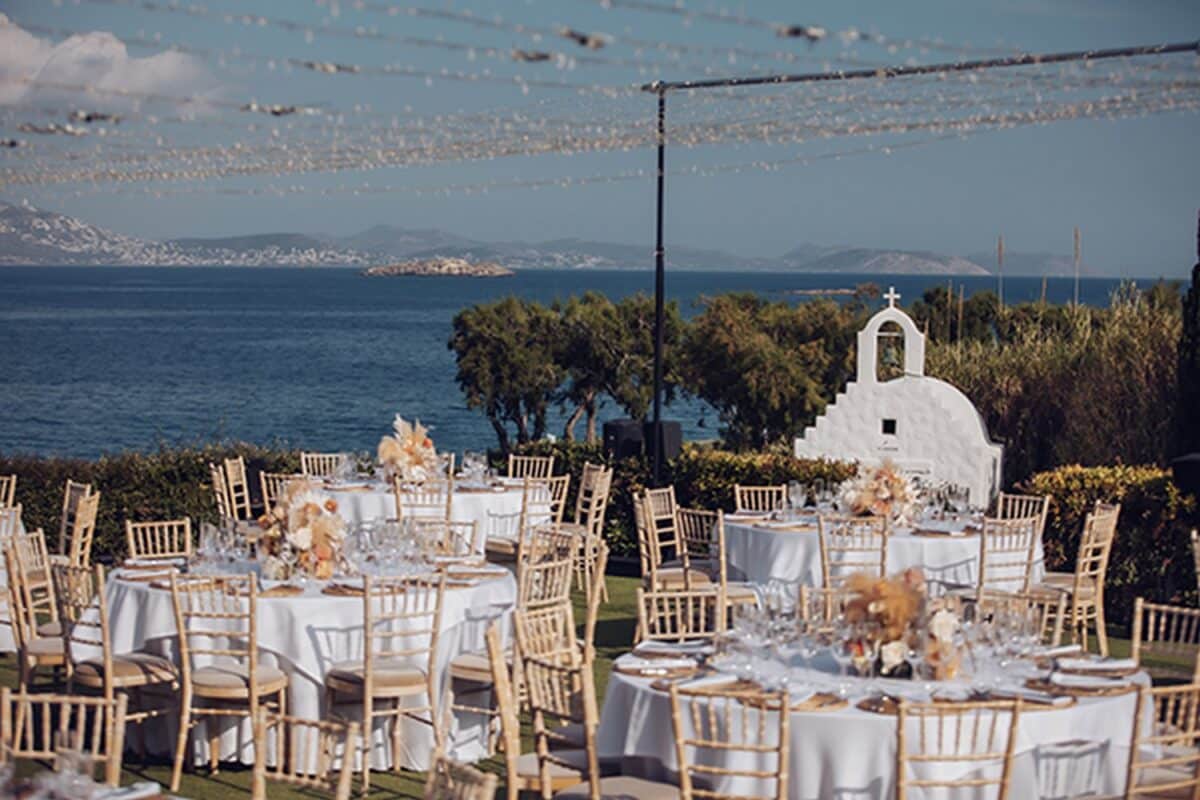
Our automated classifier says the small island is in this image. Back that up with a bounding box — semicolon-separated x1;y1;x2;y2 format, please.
361;257;514;278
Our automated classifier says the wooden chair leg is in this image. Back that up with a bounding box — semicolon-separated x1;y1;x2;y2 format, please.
170;694;192;792
208;713;220;774
1094;601;1109;657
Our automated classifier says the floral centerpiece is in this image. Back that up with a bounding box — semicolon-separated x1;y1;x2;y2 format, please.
377;414;439;483
839;459;917;523
842;569;925;676
257;479;346;580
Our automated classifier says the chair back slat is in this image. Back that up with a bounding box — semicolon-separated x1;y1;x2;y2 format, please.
0;475;15;509
209;462;233;522
1125;683;1200;798
507;454;554;480
223;456;252;520
66;492;100;568
58;479;94;557
0;689;128;787
733;485;786;515
51;564;110;664
394;476;454;523
251;710;359;800
896;699;1022;800
574;463;614;538
669;683;790;800
126;518;192;560
818;514;888;587
978;515;1040;594
260;472;304;512
300;452;350;479
546;475;571;526
637;586;726;644
11;528;59;624
169;575;258;688
1131;598;1200;681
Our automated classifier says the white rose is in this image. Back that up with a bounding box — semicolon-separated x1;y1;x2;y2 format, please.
881;640;906;672
928;609;959;642
288;525;313;551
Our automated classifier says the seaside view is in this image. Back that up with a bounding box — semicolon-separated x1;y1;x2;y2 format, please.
1;1;1199;799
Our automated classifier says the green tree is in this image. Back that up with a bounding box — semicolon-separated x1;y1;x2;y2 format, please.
681;293;863;450
909;286;1000;343
448;297;564;452
555;292;683;441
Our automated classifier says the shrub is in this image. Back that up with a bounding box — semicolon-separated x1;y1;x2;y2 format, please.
0;443;298;560
511;440;855;557
1023;463;1196;628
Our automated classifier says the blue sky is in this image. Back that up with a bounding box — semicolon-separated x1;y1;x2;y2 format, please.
1;0;1198;276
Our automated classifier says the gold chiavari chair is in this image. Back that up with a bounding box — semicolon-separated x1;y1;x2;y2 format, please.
635;489;712;592
424;751;499;800
57;479;93;557
301;451;349;479
52;564;178;754
485;477;554;562
0;503;22;544
223;456;253;520
209;462;233;523
733;484;787;515
546;474;571;527
582;541;609;665
1121;683;1200;798
260;472;304;512
974;515;1041;596
0;474;15;508
412;518;479;560
169;574;289;791
1034;503;1121;656
1130;597;1200;683
251;710;359;800
507;453;554;480
324;572;446;794
394;475;454;523
976;590;1066;647
5;547;64;691
0;688;128;787
11;528;60;633
524;640;675;800
561;463;613;602
896;699;1022;800
668;682;790;800
125;518;192;560
61;491;100;569
995;491;1051;535
817;513;889;587
484;624;586;800
636;586;727;645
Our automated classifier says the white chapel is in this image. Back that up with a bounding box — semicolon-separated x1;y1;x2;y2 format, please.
793;287;1003;506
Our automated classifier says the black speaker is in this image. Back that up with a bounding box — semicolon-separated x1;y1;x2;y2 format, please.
643;420;682;464
603;419;644;460
1171;453;1200;497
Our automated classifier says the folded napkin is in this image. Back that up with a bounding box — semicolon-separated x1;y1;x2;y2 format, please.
675;673;739;691
117;568;177;582
1050;672;1130;689
124;557;186;568
94;781;164;800
617;655;696;672
911;520;967;536
991;686;1074;707
635;639;713;657
726;513;770;523
1056;657;1138;673
1033;643;1083;659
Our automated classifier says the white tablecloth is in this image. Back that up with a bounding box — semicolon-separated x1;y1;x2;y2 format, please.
326;483;527;553
0;508;27;654
598;664;1147;799
725;517;1045;591
103;572;515;769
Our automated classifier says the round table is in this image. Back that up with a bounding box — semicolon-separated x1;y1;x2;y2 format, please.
325;481;529;554
598;657;1148;799
99;571;515;770
725;514;1045;592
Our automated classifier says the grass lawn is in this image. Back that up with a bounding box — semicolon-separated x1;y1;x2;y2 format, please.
2;576;1178;798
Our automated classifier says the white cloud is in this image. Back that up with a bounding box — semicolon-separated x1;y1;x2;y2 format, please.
0;14;219;109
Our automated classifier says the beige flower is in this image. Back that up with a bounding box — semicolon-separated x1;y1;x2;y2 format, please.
288;525;313;551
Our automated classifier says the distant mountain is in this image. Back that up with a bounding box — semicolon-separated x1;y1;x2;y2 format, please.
966;250;1098;277
784;247;991;276
0;199;1100;276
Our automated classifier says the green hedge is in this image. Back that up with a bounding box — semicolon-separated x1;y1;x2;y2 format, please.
511;440;856;557
0;443;298;560
1023;463;1197;629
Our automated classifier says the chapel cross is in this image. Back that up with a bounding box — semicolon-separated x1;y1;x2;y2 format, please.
884;286;901;308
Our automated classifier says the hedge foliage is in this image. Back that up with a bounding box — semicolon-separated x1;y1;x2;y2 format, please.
1023;463;1196;628
0;443;297;561
510;440;855;557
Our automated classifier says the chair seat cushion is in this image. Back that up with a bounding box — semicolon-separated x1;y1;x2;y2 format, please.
36;621;62;638
518;749;586;780
448;651;493;684
1135;759;1200;799
74;652;178;689
725;582;758;603
191;663;288;696
26;637;64;660
554;776;680;800
486;539;517;558
1036;574;1097;598
653;567;712;588
325;659;427;697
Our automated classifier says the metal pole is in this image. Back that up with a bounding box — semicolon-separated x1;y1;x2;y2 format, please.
652;88;667;486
